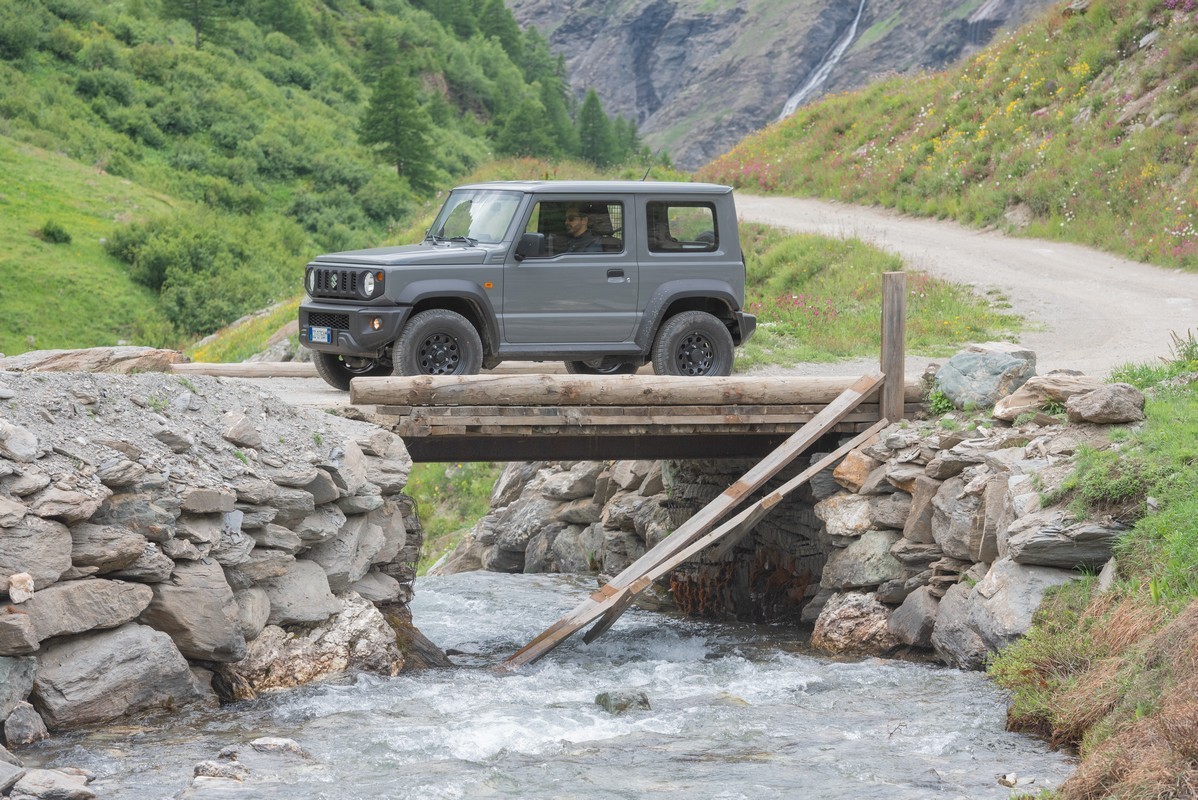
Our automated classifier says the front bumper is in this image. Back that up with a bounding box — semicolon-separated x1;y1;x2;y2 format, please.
298;301;412;357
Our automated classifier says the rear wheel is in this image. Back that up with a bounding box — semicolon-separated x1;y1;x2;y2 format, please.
651;311;735;377
312;351;390;391
564;358;638;375
393;309;483;376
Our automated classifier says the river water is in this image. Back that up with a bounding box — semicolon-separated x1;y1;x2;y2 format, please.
25;572;1074;799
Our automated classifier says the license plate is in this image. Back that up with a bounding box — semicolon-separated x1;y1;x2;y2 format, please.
309;326;331;344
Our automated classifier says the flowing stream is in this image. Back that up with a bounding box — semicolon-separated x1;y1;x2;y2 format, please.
25;572;1074;798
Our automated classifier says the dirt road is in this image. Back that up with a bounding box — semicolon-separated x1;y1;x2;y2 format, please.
248;196;1196;405
737;194;1198;377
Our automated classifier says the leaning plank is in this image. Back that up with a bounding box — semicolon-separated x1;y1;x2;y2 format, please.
500;372;885;669
352;373;921;407
579;418;889;644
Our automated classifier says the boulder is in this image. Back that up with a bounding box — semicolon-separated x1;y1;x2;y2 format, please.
0;516;72;590
930;583;987;669
320;440;369;496
494;494;561;552
887;586;939;648
3;702;48;747
258;560;342;626
32;623;214;729
595;691;651;715
234;587;271;642
869;492;911;530
992;372;1105;421
348;571;402;603
1006;509;1126;568
490;461;542;508
1066;383;1145;424
139;560;247;663
0;580;152;655
68;523;148;574
293;504;347;545
218;593;403;694
968;557;1077;652
0;421;39;463
0;656;36;719
931;476;992;562
180;488;236;514
108;543;175;583
933;343;1035;409
902;475;941;544
306;514;385;592
811;591;899;654
831;451;879;492
541;462;603;501
550;523;603;573
813;493;872;539
820;530;904;590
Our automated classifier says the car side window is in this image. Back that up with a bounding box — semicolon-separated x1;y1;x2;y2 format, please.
524;200;624;257
646;201;718;253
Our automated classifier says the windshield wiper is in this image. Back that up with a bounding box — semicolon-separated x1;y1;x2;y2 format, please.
448;236;478;246
426;234;478;246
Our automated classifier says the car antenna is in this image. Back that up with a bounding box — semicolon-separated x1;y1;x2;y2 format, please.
641;165;651;181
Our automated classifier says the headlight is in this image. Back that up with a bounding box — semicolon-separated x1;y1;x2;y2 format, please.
307;269;316;293
363;271;375;296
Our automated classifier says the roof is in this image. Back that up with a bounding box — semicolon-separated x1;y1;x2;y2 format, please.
449;180;733;195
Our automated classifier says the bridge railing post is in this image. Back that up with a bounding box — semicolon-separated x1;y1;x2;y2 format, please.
880;271;906;423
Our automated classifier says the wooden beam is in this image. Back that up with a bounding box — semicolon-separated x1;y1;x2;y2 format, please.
352;373;922;407
500;371;884;670
580;418;888;644
171;362;318;378
880;271;907;424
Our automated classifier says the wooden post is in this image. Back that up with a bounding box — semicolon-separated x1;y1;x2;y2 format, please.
880;272;906;424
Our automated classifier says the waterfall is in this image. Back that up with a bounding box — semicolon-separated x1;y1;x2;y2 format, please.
778;0;868;119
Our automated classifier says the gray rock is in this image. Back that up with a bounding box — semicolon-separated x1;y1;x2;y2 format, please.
820;530;904;590
68;523;148;574
541;462;603;501
365;456;411;494
931;476;991;562
366;499;407;566
2;580;152;655
28;485;108;524
933;345;1035;409
293;504;347;545
887;586;939;648
269;487;316;529
0;656;36;719
595;690;650;714
0;516;72;590
1006;509;1125;568
495;494;564;552
233;548;295;582
222;412;263;449
234;587;271;642
299;468;340;505
524;524;561;573
180;488;236;516
95;457;147;488
32;623;213;729
869;492;911;530
0;760;23;794
0;468;50;497
348;571;402;603
902;475;941;544
140;560;247;663
3;702;48;747
336;491;384;515
550;523;601;572
813;493;872;538
258;560;342;626
89;492;174;542
930;583;987;669
229;477;280;506
992;373;1105;421
307;514;385;591
969;556;1077;652
0;421;39;463
609;460;652;491
176;513;223;546
1066;383;1145;424
639;462;665;496
557;496;603;525
249;524;303;554
0;495;26;528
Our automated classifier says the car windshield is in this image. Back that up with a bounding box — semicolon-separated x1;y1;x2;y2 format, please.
427;189;523;244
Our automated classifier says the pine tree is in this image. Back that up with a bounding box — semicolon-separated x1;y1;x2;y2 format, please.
478;0;522;62
358;66;436;193
576;89;616;167
494;92;558;158
161;0;230;49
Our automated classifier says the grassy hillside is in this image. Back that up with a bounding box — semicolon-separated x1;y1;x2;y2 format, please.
699;0;1198;271
0;0;642;356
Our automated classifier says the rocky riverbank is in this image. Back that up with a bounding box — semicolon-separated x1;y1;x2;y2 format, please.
0;352;434;798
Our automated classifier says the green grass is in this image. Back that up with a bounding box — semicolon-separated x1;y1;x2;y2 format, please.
0;135;178;353
699;0;1198;272
988;338;1198;798
736;222;1022;369
407;460;504;573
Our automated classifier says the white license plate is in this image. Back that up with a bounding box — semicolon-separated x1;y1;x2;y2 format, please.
309;326;332;344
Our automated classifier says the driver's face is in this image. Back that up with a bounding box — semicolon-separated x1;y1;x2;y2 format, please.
564;210;588;237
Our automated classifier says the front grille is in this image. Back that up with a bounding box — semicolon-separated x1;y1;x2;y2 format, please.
308;312;349;330
310;268;359;298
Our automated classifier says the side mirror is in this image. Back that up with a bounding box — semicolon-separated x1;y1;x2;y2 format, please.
515;232;545;261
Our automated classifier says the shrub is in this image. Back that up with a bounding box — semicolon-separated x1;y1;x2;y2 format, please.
37;219;72;244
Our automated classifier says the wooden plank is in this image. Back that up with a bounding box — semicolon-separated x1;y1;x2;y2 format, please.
500;371;885;670
171;361;318;378
352;373;922;407
579;419;889;643
881;271;908;424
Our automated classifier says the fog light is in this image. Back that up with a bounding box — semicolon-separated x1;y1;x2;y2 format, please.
370;317;383;331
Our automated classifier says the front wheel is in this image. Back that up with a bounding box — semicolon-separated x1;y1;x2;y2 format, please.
393;309;483;376
651;311;735;377
312;351;391;391
564;358;638;375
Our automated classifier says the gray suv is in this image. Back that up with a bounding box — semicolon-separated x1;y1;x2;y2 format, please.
299;180;756;390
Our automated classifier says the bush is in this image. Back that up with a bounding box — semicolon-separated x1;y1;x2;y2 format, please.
37;219;72;244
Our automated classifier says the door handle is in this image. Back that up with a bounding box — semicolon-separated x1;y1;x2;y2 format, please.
607;269;624;279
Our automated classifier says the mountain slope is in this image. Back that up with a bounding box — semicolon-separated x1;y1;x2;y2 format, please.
506;0;1057;168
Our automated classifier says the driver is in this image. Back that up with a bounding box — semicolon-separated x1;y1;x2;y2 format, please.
563;206;602;253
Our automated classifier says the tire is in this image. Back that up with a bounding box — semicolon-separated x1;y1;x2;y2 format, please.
564;358;638;375
650;311;735;377
312;351;390;391
393;309;483;376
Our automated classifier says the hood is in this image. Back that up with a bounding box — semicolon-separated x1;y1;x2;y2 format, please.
311;242;492;267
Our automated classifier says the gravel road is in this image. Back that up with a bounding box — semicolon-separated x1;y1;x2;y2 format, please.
254;196;1197;405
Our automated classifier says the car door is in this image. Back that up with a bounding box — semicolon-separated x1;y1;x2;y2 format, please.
502;197;638;344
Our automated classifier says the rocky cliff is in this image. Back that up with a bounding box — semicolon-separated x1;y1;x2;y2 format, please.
506;0;1058;168
0;350;437;795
